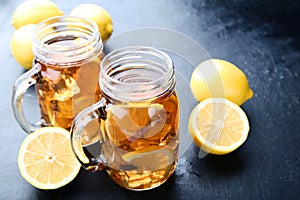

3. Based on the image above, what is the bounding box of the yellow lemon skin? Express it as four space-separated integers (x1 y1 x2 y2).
12 0 64 29
10 24 37 69
70 4 113 42
190 59 253 106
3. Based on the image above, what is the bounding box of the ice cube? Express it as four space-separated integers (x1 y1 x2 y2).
52 75 80 101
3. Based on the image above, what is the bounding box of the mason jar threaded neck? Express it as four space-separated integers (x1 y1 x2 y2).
32 16 103 66
100 46 175 102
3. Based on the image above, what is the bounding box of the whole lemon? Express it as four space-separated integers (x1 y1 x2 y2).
70 4 113 42
190 59 254 106
12 0 64 29
10 24 37 69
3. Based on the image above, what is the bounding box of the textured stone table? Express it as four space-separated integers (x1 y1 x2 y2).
0 0 299 199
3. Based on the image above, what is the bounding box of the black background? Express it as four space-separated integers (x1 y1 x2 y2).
0 0 299 199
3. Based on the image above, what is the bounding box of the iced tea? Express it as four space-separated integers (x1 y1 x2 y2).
35 37 102 130
36 45 100 129
101 90 179 190
70 46 179 191
11 16 103 133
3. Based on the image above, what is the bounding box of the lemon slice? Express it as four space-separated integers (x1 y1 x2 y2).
122 146 175 170
106 103 166 138
18 127 81 190
188 98 250 155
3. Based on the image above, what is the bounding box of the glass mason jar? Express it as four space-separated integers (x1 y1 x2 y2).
71 46 180 190
11 16 104 133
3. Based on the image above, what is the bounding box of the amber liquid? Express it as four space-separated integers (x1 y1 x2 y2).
100 90 180 190
35 36 102 130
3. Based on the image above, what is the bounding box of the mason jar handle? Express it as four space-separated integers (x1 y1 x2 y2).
70 98 107 172
11 64 42 133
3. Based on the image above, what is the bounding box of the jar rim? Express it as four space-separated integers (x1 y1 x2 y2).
32 15 103 65
101 46 173 85
100 46 175 102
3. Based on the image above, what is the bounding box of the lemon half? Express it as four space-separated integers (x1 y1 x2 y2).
18 127 81 190
188 98 250 155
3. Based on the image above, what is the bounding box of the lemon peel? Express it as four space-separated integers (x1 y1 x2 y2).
190 59 253 106
70 4 113 41
10 24 37 69
12 0 64 29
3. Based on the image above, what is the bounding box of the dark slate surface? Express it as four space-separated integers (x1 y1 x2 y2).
0 0 299 199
